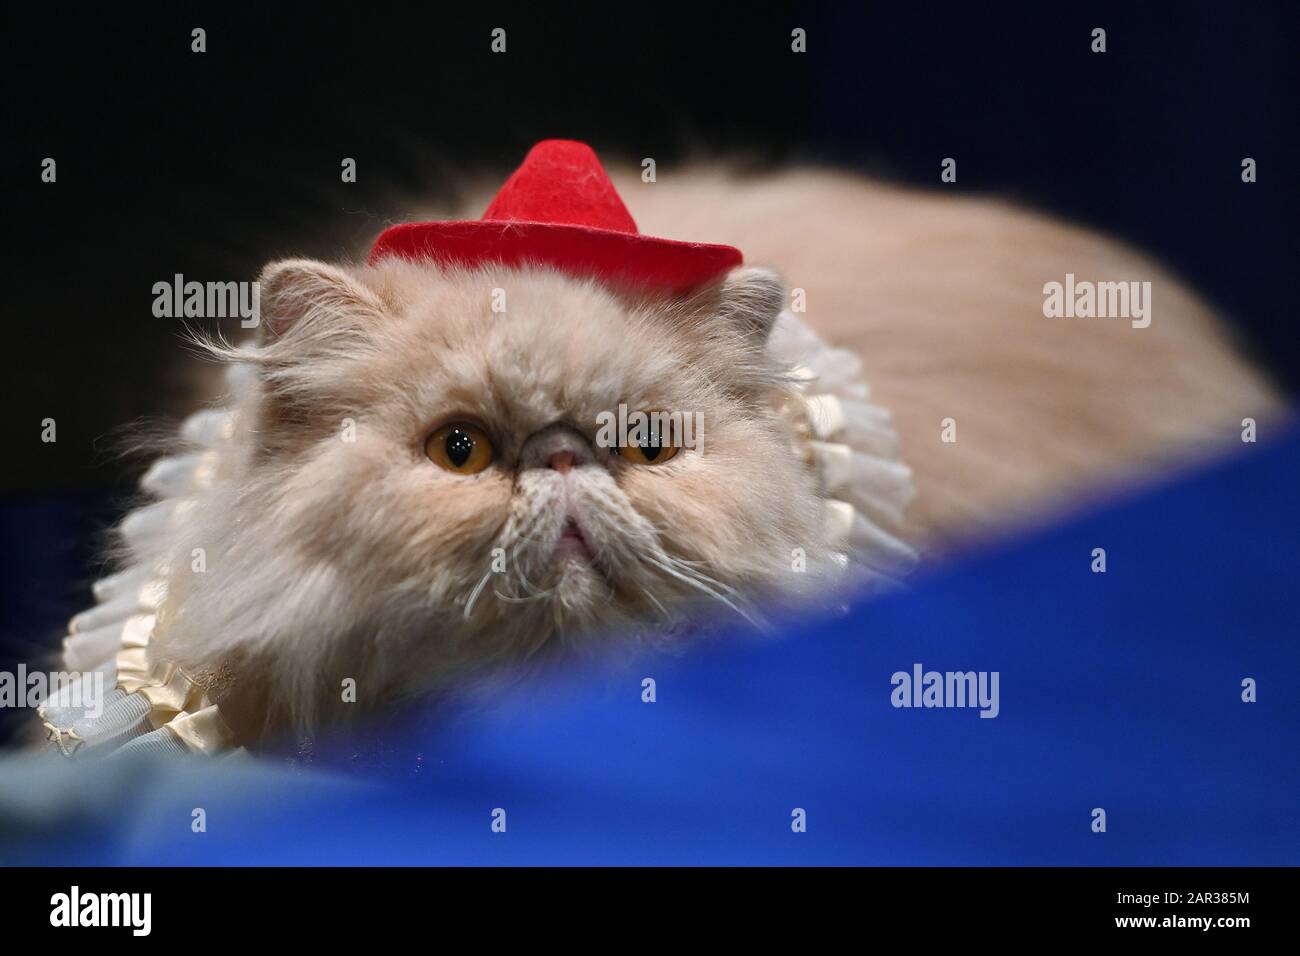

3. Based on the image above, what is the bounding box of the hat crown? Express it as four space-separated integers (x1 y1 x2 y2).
367 139 741 292
481 139 638 234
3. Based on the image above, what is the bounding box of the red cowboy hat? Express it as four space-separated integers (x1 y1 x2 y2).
369 139 742 293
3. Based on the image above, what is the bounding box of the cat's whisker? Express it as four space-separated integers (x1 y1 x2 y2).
641 552 761 627
462 567 494 620
506 545 547 598
640 587 672 622
659 552 748 603
494 586 557 604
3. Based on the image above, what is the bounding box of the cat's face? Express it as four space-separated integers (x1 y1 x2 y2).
160 259 826 725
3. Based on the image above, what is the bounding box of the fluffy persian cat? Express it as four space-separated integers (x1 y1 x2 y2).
158 259 833 738
49 150 1281 750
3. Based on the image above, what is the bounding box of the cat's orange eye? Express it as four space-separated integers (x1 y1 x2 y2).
425 423 494 475
619 442 679 465
615 416 681 466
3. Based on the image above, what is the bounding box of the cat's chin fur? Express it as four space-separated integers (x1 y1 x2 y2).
143 260 831 737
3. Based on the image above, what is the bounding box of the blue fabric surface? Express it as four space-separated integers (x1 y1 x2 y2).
3 426 1297 865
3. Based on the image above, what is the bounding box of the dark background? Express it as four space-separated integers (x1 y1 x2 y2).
2 2 1297 738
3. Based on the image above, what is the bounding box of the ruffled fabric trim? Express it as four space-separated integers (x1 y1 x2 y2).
769 310 918 589
38 369 248 760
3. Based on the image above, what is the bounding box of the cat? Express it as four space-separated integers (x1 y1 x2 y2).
149 259 843 739
42 145 1282 753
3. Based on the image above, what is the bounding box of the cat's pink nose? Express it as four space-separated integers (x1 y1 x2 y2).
548 450 575 473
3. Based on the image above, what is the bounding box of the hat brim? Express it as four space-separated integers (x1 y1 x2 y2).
369 220 743 294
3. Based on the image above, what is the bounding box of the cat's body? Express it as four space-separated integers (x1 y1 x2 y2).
606 165 1280 549
45 151 1282 751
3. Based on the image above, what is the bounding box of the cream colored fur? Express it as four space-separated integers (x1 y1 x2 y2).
127 164 1281 737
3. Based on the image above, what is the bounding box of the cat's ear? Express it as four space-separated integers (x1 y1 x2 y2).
256 259 385 343
709 266 786 343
